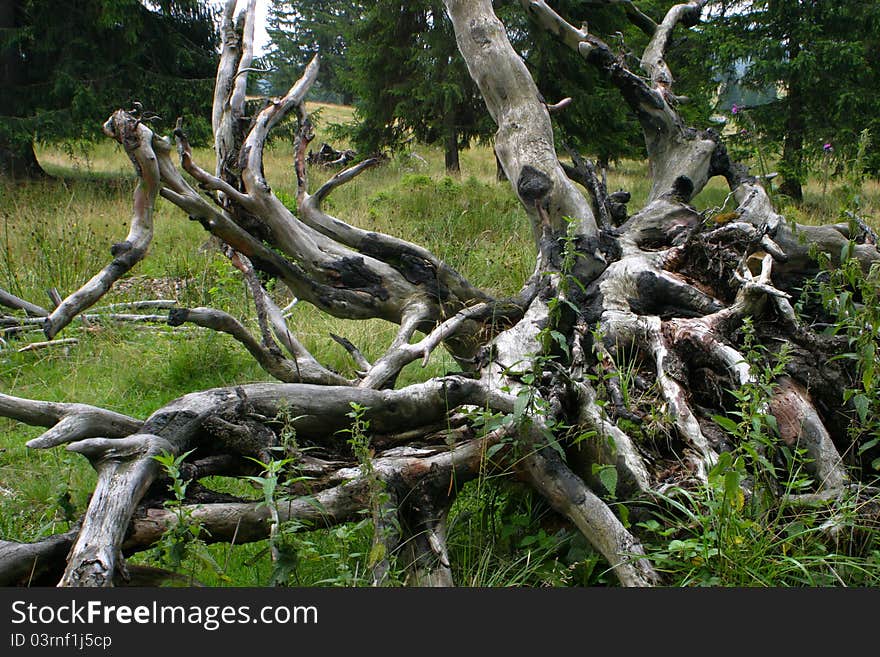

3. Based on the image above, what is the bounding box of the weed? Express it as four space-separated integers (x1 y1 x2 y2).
641 319 877 585
151 449 225 584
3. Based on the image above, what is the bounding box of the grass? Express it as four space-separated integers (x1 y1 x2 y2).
1 103 879 586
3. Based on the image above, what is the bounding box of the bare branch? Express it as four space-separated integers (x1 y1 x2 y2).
519 442 659 587
330 333 373 372
167 306 347 386
444 0 597 240
227 249 351 385
0 530 80 586
359 302 490 390
619 1 658 34
520 0 718 202
562 145 614 230
241 55 321 198
298 186 491 313
230 0 257 121
42 112 159 339
173 119 255 210
640 315 716 472
579 1 660 34
61 434 171 586
213 0 253 181
15 338 78 353
641 2 708 89
312 158 383 205
0 392 142 449
228 249 281 350
0 287 48 317
572 379 652 495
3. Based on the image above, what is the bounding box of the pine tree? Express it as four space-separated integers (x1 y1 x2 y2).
343 1 489 173
261 0 359 104
709 0 880 200
0 0 219 178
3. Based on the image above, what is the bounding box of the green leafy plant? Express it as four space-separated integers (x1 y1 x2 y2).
243 455 298 586
151 449 216 581
447 482 594 587
797 132 880 473
711 317 794 501
339 402 402 585
640 313 878 585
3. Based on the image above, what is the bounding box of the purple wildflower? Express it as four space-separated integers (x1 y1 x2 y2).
731 103 739 115
823 142 833 153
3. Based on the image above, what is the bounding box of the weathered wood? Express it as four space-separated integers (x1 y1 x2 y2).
519 444 659 587
15 338 78 353
0 393 142 449
0 287 48 317
61 434 172 586
42 111 160 340
769 377 848 491
0 531 79 586
444 0 598 244
520 0 717 203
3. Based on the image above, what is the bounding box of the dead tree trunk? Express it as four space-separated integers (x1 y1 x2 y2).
1 0 879 588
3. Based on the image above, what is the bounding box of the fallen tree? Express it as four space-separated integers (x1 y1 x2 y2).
1 0 879 587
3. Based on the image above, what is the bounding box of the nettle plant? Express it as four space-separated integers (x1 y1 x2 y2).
151 449 229 584
798 129 880 475
802 231 880 474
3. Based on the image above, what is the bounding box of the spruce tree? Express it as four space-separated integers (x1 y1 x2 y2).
0 0 218 178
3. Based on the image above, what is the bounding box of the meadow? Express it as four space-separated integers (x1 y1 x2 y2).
1 103 878 586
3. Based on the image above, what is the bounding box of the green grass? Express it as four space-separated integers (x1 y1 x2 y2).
1 105 879 586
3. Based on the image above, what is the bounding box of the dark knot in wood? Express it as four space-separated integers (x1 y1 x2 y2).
667 175 694 202
167 308 190 327
110 241 132 257
516 165 554 204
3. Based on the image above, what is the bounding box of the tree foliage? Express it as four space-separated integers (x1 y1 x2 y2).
262 1 488 171
264 1 717 170
0 0 219 177
261 0 359 104
707 0 880 199
342 1 490 172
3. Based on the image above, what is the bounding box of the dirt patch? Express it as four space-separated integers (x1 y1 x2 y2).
110 276 190 300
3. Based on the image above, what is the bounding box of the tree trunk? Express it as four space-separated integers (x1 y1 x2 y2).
443 118 460 175
777 41 804 202
777 101 804 201
0 138 46 179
